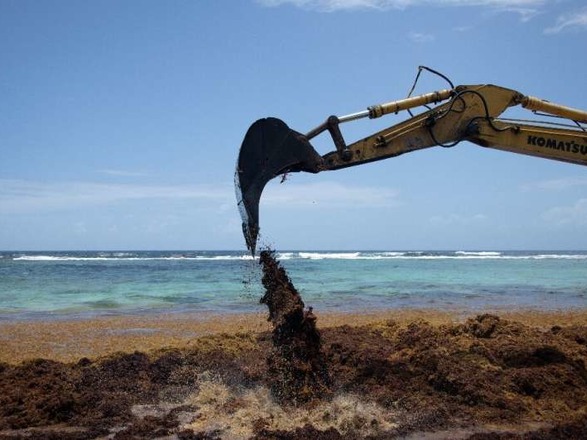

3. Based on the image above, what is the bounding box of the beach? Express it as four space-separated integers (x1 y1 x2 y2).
1 309 587 364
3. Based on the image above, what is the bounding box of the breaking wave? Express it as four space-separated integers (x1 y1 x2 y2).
6 250 587 262
279 251 587 261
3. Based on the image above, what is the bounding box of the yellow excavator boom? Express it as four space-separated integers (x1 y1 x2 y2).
235 83 587 254
322 84 587 170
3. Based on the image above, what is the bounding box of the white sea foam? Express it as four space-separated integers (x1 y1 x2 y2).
526 254 587 260
381 252 406 257
12 255 255 262
276 252 295 260
292 251 587 261
184 374 397 439
10 251 587 262
298 252 362 260
455 251 502 256
13 255 113 261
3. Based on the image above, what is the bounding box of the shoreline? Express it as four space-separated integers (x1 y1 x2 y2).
2 307 587 364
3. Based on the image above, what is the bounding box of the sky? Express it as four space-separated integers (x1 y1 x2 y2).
1 0 587 251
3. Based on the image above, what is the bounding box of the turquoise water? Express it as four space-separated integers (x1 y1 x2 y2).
0 250 586 321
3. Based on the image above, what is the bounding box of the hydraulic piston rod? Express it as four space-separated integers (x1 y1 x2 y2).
520 95 587 124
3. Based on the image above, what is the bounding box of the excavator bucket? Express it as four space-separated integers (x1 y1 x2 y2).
235 117 323 255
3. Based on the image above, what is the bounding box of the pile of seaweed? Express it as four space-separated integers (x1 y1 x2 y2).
1 315 587 439
258 249 331 404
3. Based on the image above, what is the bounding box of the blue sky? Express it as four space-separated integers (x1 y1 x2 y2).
1 0 586 251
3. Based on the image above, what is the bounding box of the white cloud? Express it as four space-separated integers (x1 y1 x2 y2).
258 0 386 11
408 31 435 43
257 0 545 14
0 179 399 216
429 213 487 226
259 1 586 34
96 169 149 177
262 180 400 208
0 179 233 214
521 176 587 192
505 7 540 22
544 7 587 34
453 25 473 32
542 198 587 226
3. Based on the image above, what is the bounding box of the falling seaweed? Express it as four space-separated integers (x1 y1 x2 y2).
258 249 331 404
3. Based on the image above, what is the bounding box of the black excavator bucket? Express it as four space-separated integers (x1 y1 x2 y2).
235 117 323 255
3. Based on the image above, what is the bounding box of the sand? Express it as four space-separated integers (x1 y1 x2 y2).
1 308 587 364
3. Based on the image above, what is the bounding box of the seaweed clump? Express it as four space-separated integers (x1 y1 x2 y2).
259 249 331 404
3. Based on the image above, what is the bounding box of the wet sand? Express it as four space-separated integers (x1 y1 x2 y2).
0 308 587 364
1 308 587 439
1 308 587 364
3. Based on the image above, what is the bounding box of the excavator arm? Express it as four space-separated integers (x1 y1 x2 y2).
235 83 587 255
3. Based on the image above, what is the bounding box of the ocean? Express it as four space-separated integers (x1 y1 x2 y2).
0 250 586 321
